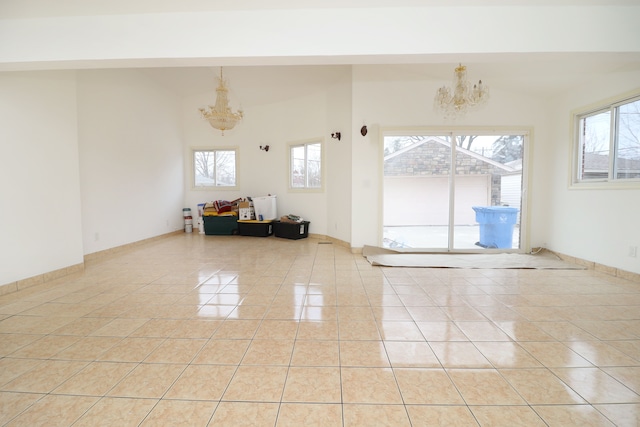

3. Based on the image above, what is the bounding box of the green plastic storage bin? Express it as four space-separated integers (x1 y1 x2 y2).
203 215 238 235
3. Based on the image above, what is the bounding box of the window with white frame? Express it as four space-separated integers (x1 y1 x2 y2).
193 148 238 188
574 95 640 184
289 140 322 190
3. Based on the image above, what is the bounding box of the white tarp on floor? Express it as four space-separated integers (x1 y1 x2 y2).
363 246 585 269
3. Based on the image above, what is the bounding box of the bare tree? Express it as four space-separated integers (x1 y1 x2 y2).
194 150 237 185
582 111 610 156
195 151 213 179
618 99 640 159
456 135 478 150
439 135 478 150
306 144 322 187
491 135 523 163
215 151 236 185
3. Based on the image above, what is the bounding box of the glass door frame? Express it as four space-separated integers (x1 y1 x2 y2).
380 127 531 253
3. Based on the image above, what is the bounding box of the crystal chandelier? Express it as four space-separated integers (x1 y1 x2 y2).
199 67 243 135
434 64 489 119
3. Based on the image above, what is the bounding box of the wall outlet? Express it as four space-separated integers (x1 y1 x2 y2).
94 232 99 242
629 246 637 258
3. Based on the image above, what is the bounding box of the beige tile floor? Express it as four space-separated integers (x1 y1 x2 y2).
1 234 640 426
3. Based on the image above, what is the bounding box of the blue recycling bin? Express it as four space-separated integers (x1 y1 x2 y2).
472 206 519 249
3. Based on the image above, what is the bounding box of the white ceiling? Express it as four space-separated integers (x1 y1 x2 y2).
3 1 639 101
3 0 638 18
135 52 640 104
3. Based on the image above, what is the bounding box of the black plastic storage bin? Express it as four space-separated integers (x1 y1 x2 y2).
273 220 310 240
203 215 238 235
238 220 273 237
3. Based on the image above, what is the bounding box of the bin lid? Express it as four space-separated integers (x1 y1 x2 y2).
472 206 519 213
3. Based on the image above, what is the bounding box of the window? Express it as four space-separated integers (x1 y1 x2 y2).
382 130 527 251
574 95 640 184
193 148 238 189
289 140 322 190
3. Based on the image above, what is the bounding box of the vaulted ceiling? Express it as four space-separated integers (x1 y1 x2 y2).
2 1 639 101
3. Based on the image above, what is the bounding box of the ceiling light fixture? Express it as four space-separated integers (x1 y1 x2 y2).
434 64 489 119
199 67 243 135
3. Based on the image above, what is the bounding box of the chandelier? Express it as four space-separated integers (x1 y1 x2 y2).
434 64 489 119
199 67 243 135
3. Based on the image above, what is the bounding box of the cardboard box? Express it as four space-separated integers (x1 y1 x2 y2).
238 201 255 220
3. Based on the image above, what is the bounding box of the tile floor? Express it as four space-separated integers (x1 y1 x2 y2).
1 234 640 426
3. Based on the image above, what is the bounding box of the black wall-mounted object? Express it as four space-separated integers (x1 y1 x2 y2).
360 125 368 136
331 132 341 141
259 145 270 152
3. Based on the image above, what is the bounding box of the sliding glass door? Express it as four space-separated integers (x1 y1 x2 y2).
382 131 526 251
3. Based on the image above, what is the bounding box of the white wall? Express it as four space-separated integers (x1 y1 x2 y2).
0 71 84 285
325 68 353 244
350 65 549 249
182 72 341 237
77 69 184 254
544 69 640 274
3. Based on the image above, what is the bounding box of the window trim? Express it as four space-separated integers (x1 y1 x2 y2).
191 146 240 191
287 138 324 193
570 90 640 189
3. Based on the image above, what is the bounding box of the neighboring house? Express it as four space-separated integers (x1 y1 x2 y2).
384 137 519 226
582 153 640 179
501 159 523 209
